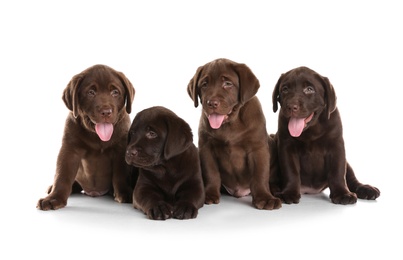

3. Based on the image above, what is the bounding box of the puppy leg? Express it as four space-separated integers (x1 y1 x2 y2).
268 135 282 196
250 147 282 210
173 180 205 220
112 151 132 203
199 148 221 204
346 163 380 200
133 174 172 220
328 158 357 205
276 147 302 204
37 149 81 210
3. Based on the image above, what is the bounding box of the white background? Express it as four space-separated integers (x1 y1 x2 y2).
1 1 401 259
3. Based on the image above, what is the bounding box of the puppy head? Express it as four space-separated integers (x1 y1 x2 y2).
272 66 337 137
125 106 193 168
187 58 260 129
62 64 135 141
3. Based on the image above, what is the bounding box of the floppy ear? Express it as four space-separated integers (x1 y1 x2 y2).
163 116 193 159
233 63 260 104
116 71 135 114
272 73 284 113
187 66 204 108
62 73 84 118
318 75 337 119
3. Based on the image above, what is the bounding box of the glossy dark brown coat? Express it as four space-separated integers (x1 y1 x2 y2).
125 106 204 220
272 66 380 204
37 64 135 210
188 58 281 210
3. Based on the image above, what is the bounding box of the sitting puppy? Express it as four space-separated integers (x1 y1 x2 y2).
125 106 204 220
37 64 135 210
272 66 380 204
187 58 281 210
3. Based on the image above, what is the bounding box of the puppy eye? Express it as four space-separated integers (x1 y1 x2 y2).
88 89 96 97
146 131 157 139
223 81 233 89
111 89 120 97
304 86 315 94
200 82 208 89
281 86 289 93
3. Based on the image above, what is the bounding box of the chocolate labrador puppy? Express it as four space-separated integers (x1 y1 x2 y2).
187 58 281 210
37 64 135 210
272 66 380 204
125 106 204 220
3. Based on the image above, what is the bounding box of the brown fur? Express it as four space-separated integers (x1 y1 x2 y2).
187 58 281 210
37 64 135 210
272 66 380 204
125 106 204 220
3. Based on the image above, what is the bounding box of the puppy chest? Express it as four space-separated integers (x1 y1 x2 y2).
299 149 326 174
213 146 247 173
76 156 114 187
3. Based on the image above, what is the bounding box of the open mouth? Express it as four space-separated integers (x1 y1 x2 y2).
88 117 115 142
95 123 114 141
207 109 233 129
288 112 314 137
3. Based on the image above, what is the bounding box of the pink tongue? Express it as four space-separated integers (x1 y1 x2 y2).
95 123 114 141
288 117 305 137
208 114 226 129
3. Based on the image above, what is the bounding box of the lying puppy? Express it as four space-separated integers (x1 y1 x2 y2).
272 66 380 204
37 64 135 210
187 58 281 210
125 106 204 220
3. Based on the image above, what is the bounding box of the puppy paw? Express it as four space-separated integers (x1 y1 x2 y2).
275 192 301 204
253 196 282 210
37 197 67 210
330 192 357 205
114 189 133 203
173 203 198 220
355 185 380 200
147 202 173 220
205 192 220 204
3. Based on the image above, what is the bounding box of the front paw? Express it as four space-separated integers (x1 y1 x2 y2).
114 188 133 203
147 202 173 220
330 192 357 205
355 185 380 200
173 202 198 220
253 195 282 210
37 196 67 210
205 188 220 204
275 192 301 204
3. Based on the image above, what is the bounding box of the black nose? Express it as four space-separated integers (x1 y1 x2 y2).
207 99 220 109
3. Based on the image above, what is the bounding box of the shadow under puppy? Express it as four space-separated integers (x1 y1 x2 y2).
272 66 380 204
125 106 204 220
187 58 281 210
37 64 135 210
